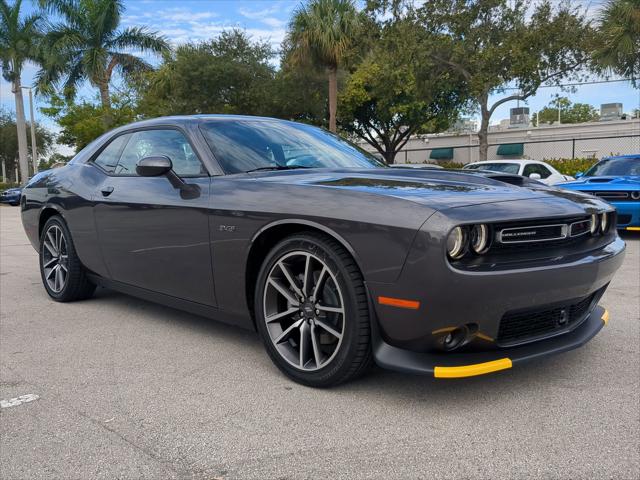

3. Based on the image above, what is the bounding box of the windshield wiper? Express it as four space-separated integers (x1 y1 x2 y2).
245 165 313 173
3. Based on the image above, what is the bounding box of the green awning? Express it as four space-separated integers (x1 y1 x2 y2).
496 143 524 156
429 147 454 160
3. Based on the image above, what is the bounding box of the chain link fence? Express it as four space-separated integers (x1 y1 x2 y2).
396 134 640 165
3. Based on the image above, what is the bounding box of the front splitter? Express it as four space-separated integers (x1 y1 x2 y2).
373 305 608 378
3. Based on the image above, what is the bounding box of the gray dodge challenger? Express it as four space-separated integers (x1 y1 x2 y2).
20 116 625 386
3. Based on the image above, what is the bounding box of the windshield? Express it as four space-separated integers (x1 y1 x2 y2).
464 163 520 174
584 157 640 177
199 119 385 174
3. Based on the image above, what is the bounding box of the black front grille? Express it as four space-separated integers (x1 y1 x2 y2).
490 216 591 254
617 214 632 225
579 190 640 202
497 292 597 346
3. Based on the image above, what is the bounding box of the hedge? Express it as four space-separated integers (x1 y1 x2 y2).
542 158 598 176
0 182 20 191
436 161 466 170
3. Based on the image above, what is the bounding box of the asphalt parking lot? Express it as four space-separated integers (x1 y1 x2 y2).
1 205 638 480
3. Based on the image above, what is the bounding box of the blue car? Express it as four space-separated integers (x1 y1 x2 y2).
559 155 640 231
0 187 22 206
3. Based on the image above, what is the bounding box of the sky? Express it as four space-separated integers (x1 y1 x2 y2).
1 0 639 156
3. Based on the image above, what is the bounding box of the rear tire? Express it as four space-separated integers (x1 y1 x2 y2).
255 232 372 387
39 215 96 302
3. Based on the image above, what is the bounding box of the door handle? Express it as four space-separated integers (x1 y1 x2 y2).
101 186 114 197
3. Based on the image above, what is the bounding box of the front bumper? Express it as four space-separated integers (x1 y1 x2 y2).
374 306 609 377
368 233 625 352
608 201 640 228
367 198 625 377
0 194 21 204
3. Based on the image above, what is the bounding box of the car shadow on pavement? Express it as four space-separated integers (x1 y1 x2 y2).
89 286 596 406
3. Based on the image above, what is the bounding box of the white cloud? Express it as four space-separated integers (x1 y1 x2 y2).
238 5 285 20
261 17 287 28
122 8 219 28
237 1 292 30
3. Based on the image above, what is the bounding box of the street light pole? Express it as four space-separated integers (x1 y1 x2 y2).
21 87 38 174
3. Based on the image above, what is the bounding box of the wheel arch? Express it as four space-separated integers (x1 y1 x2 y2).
245 219 365 328
38 205 65 241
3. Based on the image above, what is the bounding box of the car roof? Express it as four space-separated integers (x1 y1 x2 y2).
113 114 296 129
467 160 545 165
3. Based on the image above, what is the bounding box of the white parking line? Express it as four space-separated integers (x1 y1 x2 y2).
0 394 39 408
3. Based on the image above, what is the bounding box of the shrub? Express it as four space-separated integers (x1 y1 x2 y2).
0 182 20 191
543 158 598 176
437 161 466 170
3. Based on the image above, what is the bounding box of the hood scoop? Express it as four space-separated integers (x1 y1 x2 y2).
586 178 614 183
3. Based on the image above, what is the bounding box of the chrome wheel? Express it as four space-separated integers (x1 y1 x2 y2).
42 225 68 293
263 251 345 371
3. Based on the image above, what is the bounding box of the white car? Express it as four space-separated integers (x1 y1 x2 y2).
462 160 574 185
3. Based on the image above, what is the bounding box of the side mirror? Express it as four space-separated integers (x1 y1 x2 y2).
136 156 173 177
575 172 584 178
136 155 201 200
529 173 542 180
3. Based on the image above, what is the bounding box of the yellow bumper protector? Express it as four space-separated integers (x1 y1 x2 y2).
601 309 609 325
434 358 512 378
626 227 640 231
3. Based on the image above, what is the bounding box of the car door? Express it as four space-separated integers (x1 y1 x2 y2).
92 127 215 306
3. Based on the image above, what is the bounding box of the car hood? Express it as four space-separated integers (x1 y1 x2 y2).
560 175 640 190
250 168 600 210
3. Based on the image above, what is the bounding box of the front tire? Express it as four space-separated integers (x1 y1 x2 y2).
255 232 372 387
39 215 96 302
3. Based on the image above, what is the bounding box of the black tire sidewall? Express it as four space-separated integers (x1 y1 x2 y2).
255 234 369 387
39 215 88 301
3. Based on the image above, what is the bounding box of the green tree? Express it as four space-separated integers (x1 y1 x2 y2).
136 30 277 118
288 0 360 132
38 0 169 125
0 108 54 181
41 93 137 150
273 40 331 126
593 0 640 85
0 0 44 184
534 98 599 125
416 0 595 161
339 18 465 163
39 151 72 170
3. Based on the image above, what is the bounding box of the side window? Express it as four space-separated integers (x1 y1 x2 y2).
93 134 131 173
538 165 552 179
523 163 551 179
115 129 206 177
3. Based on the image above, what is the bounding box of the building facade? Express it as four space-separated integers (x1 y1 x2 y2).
362 118 640 165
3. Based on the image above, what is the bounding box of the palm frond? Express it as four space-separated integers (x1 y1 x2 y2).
109 52 152 78
106 26 170 54
288 0 359 68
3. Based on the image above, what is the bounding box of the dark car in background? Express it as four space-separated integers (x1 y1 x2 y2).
0 187 22 206
19 116 625 386
560 155 640 230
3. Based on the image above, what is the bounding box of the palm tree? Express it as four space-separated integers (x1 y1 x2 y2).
0 0 43 185
39 0 169 125
288 0 359 132
594 0 640 85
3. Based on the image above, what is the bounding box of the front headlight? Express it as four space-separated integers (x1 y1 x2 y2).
600 212 609 233
590 213 599 235
470 224 490 254
446 226 467 259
